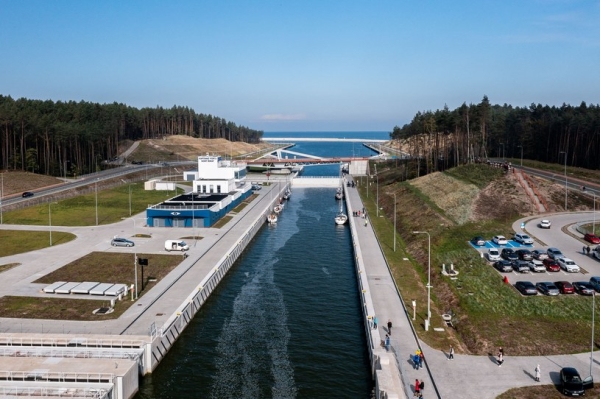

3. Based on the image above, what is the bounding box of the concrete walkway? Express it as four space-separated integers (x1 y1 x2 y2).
0 181 284 336
345 177 600 398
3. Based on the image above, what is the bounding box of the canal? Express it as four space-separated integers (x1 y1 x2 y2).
136 186 373 398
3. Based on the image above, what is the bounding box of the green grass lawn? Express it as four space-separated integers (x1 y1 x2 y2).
0 230 76 257
2 182 183 226
0 251 182 321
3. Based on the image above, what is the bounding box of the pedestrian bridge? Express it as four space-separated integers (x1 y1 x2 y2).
262 137 386 143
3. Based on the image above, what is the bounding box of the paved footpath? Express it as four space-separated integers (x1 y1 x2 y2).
345 179 600 398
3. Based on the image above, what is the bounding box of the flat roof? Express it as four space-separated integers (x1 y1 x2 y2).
169 193 229 203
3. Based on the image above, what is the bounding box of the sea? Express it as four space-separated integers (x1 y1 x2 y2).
135 132 387 399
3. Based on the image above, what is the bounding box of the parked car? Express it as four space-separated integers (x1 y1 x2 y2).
557 257 580 273
543 258 561 272
514 233 534 245
251 184 262 191
547 247 565 260
555 281 575 294
527 260 546 273
493 260 514 273
501 248 518 261
539 219 552 229
559 367 593 396
584 233 600 244
488 248 501 261
21 191 34 198
111 237 135 247
532 249 548 260
470 236 486 246
511 260 530 273
492 235 508 245
573 281 596 296
536 282 560 296
593 246 600 260
516 249 533 261
515 281 538 295
589 276 600 292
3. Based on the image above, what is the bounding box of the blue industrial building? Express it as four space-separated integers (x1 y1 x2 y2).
146 156 252 227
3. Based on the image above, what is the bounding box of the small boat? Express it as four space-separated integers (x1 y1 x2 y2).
273 204 283 214
335 202 348 225
335 187 344 200
282 189 291 200
267 213 278 224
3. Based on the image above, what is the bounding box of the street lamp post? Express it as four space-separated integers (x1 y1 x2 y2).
393 193 397 252
48 202 58 246
412 230 431 331
49 202 53 246
0 172 3 225
129 184 132 217
95 179 99 225
375 164 379 217
591 291 595 378
560 151 568 211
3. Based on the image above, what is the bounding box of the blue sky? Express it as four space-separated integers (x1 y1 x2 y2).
1 0 599 132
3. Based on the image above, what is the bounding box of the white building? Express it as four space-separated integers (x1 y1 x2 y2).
183 156 248 194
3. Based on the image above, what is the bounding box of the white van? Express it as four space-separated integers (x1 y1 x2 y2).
165 240 189 252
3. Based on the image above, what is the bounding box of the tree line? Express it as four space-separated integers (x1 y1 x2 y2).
0 95 263 176
391 96 600 175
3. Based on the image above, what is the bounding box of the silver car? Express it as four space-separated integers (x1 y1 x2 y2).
528 260 546 273
536 282 560 296
514 233 534 245
111 237 135 247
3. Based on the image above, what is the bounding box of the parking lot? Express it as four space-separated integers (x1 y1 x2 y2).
471 214 600 295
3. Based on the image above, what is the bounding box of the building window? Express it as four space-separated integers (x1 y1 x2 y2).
210 185 214 193
217 185 221 193
202 185 207 193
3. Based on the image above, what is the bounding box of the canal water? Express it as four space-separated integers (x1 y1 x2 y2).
135 132 386 398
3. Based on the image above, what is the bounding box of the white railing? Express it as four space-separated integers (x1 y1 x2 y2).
0 370 114 383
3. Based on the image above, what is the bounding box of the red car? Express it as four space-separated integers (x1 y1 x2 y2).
543 258 561 272
584 233 600 244
555 281 575 294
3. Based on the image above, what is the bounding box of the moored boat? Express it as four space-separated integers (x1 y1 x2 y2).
267 213 278 224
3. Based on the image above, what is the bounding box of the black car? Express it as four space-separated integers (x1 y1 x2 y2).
501 248 518 261
515 281 538 295
470 236 486 246
493 260 513 273
22 191 34 198
515 249 533 261
560 367 593 396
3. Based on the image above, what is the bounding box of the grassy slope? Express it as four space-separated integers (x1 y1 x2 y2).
367 163 598 357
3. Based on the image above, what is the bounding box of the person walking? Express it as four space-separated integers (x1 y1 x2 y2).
587 246 591 255
412 353 420 369
414 379 421 397
419 350 424 369
497 351 504 367
387 319 393 335
535 364 541 382
384 334 390 352
373 316 378 329
448 345 454 360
